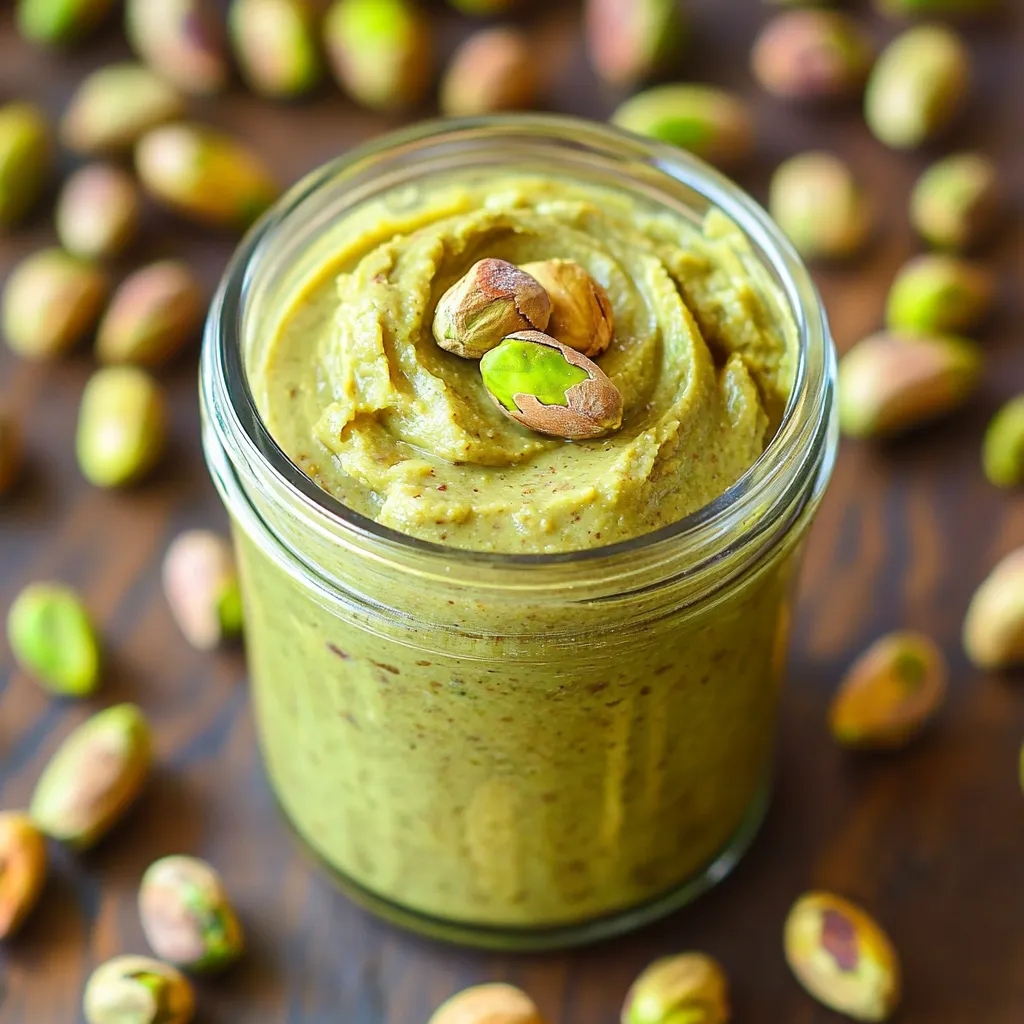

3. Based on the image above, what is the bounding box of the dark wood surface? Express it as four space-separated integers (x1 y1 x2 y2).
1 2 1023 1021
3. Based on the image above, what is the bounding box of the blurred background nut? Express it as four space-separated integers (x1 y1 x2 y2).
885 253 994 335
83 955 195 1024
621 952 730 1024
910 152 1001 251
440 27 538 118
585 0 685 88
0 413 20 496
17 0 116 46
446 0 518 13
56 164 142 260
874 0 1002 17
0 101 51 230
229 0 324 100
0 813 47 939
963 548 1024 670
428 983 546 1024
982 396 1024 489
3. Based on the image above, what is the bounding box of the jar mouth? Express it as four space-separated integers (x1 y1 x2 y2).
204 114 836 579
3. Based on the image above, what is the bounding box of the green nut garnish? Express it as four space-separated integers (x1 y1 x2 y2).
910 152 1001 251
229 0 324 99
7 582 101 697
0 101 51 230
17 0 116 45
0 413 21 497
480 331 623 440
83 955 195 1024
139 855 244 972
982 396 1024 489
428 983 546 1024
963 548 1024 670
31 703 152 849
621 952 730 1024
0 812 48 939
585 0 686 88
56 163 142 260
885 253 994 335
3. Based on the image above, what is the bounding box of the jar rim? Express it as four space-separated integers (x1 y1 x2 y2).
202 114 837 589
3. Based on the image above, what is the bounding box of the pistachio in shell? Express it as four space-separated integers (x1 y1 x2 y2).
0 413 21 497
0 812 48 939
910 152 1001 251
585 0 685 88
83 955 195 1024
428 983 546 1024
885 253 994 335
982 396 1024 489
440 27 538 118
0 101 51 230
621 952 730 1024
518 260 614 358
229 0 324 100
17 0 116 45
30 703 152 849
56 164 142 261
963 548 1024 670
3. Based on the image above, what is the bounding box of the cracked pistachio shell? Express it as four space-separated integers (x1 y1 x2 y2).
440 28 538 118
785 892 900 1022
0 413 21 496
56 164 142 260
519 260 613 358
621 953 730 1024
585 0 685 88
838 331 981 439
0 812 47 939
30 703 152 849
830 632 947 748
83 955 194 1024
2 248 109 359
428 983 546 1024
7 582 100 697
963 548 1024 669
0 102 51 230
885 253 994 335
17 0 116 45
910 152 1001 251
229 0 324 99
982 396 1024 489
139 855 244 972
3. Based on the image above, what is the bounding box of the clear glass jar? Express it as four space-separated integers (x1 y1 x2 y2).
201 116 837 950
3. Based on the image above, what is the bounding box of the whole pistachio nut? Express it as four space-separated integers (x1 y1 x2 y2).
752 11 874 102
611 85 753 169
61 64 186 156
0 812 48 939
17 0 116 44
0 102 51 230
324 0 434 112
621 952 730 1024
910 152 1001 251
963 548 1024 669
829 632 947 749
446 0 517 12
865 25 970 149
76 366 167 488
481 330 623 440
7 582 101 697
83 955 195 1024
838 331 981 439
885 253 994 335
428 983 546 1024
585 0 685 88
162 530 244 650
125 0 229 96
30 703 152 849
785 892 900 1022
875 0 1001 17
433 258 551 359
2 248 109 360
982 396 1024 489
56 164 142 261
139 855 244 971
440 28 538 118
518 260 614 358
769 152 872 261
0 413 21 496
96 261 205 368
229 0 324 99
136 124 280 230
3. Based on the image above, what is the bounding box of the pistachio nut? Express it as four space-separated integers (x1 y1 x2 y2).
324 0 434 111
752 11 874 102
433 258 551 359
446 0 517 12
875 0 1001 17
0 413 21 496
982 396 1024 489
7 582 101 697
769 152 872 261
428 983 546 1024
76 366 167 488
480 331 623 440
0 102 51 230
2 248 109 360
621 952 730 1024
56 164 142 261
885 253 994 335
61 63 186 155
162 531 244 650
865 25 970 149
96 261 205 368
963 548 1024 669
125 0 229 96
785 892 900 1022
0 812 48 939
17 0 116 44
829 632 947 749
585 0 685 88
229 0 324 99
83 955 195 1024
910 152 1001 251
611 85 753 169
139 855 244 972
838 331 981 439
518 260 614 358
136 124 280 230
30 703 152 849
440 28 538 118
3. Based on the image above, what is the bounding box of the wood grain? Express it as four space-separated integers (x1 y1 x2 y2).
1 1 1023 1021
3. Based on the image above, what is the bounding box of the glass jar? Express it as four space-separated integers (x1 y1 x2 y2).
201 116 837 950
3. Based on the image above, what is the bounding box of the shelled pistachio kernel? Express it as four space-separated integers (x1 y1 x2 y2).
229 0 323 99
56 164 141 260
83 955 195 1024
910 152 1001 250
982 396 1024 489
585 0 685 88
428 983 546 1024
440 27 538 117
621 952 730 1024
963 548 1024 670
885 253 994 335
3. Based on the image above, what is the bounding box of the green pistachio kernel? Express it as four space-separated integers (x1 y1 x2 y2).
983 396 1024 489
885 254 994 335
910 152 1001 251
482 336 590 413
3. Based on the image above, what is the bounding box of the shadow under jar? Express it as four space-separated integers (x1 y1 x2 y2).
201 116 837 950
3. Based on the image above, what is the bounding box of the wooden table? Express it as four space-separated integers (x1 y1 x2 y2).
1 2 1022 1021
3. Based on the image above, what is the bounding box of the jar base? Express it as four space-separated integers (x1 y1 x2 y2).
275 775 772 952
